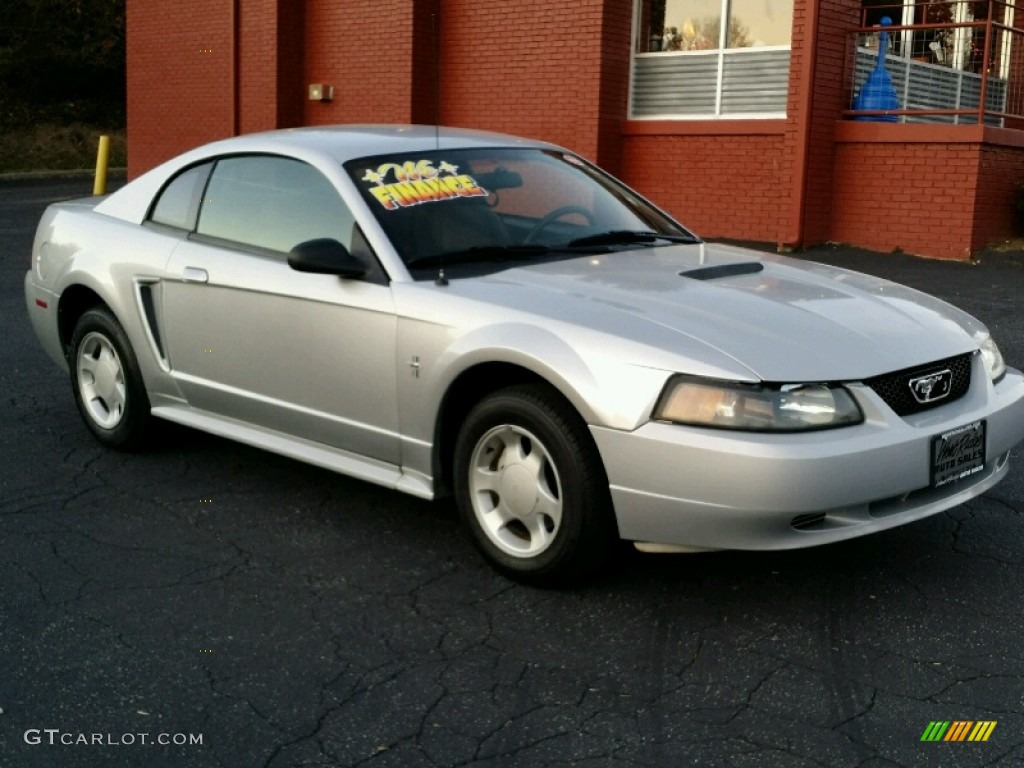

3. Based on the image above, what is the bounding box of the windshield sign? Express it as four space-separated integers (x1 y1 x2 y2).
361 159 489 211
345 148 691 277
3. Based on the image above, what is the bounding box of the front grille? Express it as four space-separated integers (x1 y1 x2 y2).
865 353 972 416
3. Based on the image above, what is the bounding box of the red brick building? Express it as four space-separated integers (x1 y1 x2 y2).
126 0 1024 260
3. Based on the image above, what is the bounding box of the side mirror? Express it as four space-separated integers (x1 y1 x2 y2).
288 238 368 278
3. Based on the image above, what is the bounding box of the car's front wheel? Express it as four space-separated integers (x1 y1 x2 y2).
453 384 617 586
69 307 152 450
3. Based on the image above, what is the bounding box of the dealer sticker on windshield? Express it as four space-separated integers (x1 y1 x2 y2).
360 159 488 211
931 420 986 488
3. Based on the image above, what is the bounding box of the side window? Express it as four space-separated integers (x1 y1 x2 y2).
149 162 213 230
196 156 355 254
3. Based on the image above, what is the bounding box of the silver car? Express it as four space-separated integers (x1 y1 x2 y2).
24 125 1024 585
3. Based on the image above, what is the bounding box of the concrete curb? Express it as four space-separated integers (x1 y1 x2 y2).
0 168 127 183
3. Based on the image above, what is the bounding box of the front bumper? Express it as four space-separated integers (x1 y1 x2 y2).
24 272 66 371
592 359 1024 551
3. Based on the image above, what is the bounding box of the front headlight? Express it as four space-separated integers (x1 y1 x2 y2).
975 332 1006 382
654 377 864 432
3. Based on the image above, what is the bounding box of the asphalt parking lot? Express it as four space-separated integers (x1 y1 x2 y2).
2 176 1023 768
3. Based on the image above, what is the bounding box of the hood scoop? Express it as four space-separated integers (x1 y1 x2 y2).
679 262 764 281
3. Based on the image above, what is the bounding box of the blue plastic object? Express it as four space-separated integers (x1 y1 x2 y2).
853 17 900 121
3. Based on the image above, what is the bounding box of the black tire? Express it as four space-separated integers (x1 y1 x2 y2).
68 307 152 450
453 383 617 586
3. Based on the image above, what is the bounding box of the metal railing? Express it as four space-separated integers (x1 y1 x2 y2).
845 0 1024 126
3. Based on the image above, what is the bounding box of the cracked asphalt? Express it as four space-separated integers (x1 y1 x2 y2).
2 177 1023 767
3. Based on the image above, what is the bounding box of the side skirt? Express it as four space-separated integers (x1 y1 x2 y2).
151 404 435 500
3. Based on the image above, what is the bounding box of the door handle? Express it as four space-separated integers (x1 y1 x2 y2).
182 267 209 283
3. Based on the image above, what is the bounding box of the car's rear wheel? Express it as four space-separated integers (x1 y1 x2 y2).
453 384 617 586
69 307 151 450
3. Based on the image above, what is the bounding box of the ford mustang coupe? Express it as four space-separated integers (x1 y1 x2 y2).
24 125 1024 585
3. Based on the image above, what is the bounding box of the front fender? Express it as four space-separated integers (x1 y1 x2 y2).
436 322 672 429
396 317 674 452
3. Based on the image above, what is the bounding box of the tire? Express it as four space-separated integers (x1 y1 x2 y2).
453 384 617 586
68 307 152 450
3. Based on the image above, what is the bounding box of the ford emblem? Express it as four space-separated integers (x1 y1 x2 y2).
909 369 953 404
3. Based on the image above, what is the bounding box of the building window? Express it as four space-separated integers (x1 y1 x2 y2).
631 0 794 118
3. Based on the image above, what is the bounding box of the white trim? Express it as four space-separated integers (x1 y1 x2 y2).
1000 1 1016 80
899 0 915 59
952 0 971 69
634 44 792 58
714 1 729 115
627 0 642 127
627 112 787 121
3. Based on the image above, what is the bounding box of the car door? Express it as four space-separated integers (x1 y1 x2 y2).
159 155 400 465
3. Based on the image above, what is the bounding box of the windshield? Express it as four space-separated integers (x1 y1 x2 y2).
344 148 696 277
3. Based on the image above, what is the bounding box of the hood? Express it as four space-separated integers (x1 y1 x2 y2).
443 243 983 382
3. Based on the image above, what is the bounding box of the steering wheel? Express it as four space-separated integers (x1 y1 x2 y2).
523 205 596 244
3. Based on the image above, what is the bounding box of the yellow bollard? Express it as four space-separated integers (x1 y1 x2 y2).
93 135 111 195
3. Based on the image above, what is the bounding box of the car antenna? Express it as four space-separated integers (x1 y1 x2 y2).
431 8 448 288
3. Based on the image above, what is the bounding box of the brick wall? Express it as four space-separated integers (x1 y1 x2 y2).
620 0 815 247
127 0 304 177
298 0 630 162
832 123 1024 259
276 0 306 128
831 124 981 260
234 0 306 135
620 125 789 242
797 0 861 245
302 0 419 126
437 0 614 163
238 0 279 135
127 0 630 175
595 0 634 174
126 0 235 176
973 139 1024 249
126 0 1024 259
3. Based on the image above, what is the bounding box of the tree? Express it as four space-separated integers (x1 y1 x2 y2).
682 15 752 49
0 0 125 123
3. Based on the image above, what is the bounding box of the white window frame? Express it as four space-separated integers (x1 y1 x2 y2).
628 0 792 120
